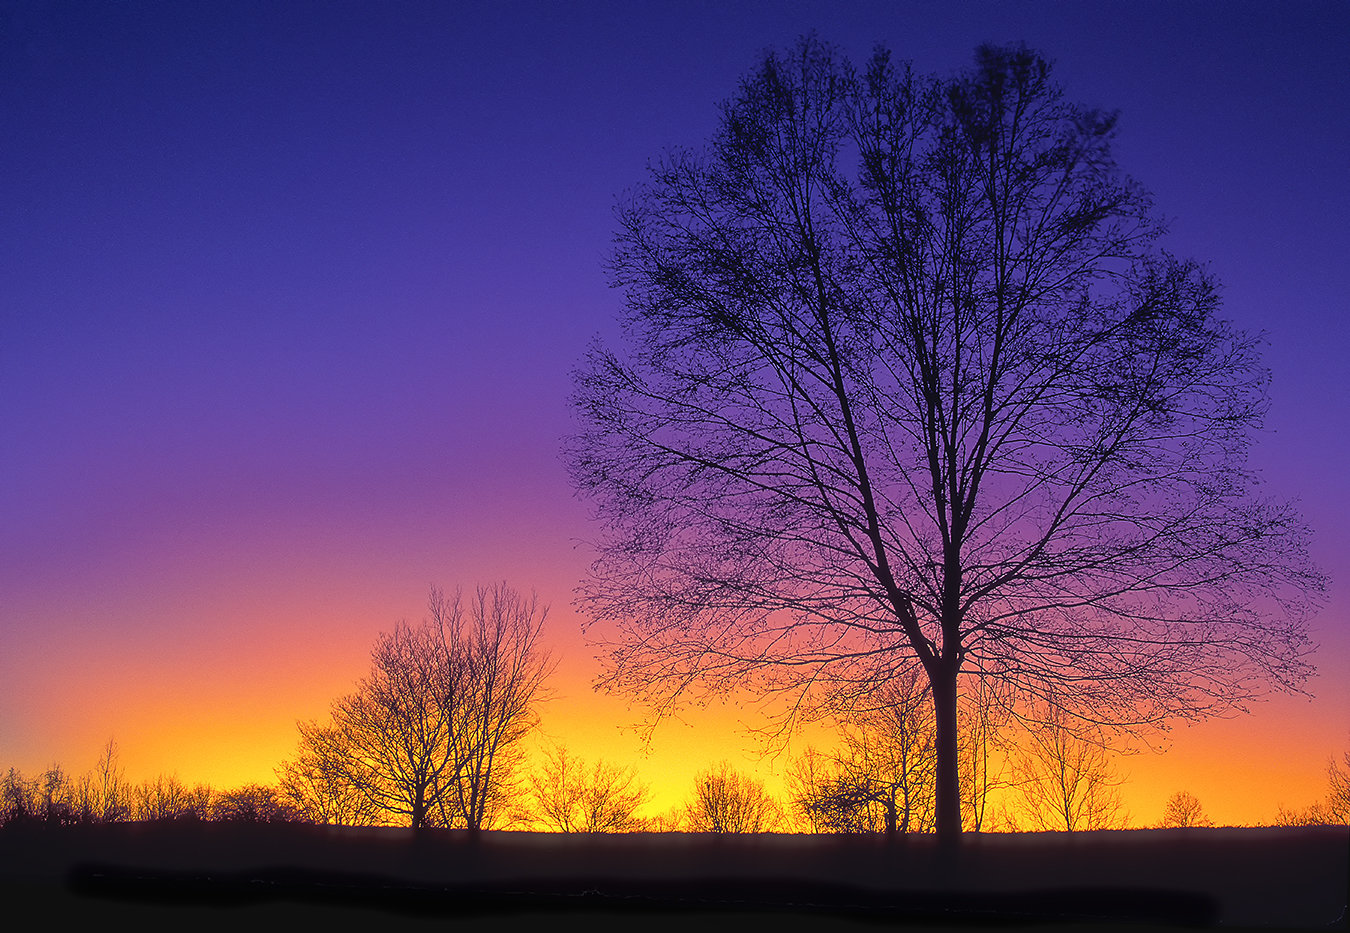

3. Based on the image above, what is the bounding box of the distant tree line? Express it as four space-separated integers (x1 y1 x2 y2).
8 735 1348 833
0 739 298 827
6 574 1343 833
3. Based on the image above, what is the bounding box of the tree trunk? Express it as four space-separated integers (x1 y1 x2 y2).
932 665 961 841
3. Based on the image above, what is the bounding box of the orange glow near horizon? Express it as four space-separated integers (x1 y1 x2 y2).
7 596 1345 831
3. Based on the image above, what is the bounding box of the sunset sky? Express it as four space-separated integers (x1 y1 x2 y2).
3 0 1347 828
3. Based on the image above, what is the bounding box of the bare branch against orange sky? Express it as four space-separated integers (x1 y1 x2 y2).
2 1 1347 829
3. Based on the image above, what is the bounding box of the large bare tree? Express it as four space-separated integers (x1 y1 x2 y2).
567 37 1322 839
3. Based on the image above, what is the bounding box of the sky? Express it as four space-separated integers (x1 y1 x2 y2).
2 0 1348 828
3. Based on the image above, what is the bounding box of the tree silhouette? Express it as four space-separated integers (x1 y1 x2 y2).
1011 702 1127 831
1159 790 1211 828
213 783 299 823
277 723 382 826
131 774 214 821
436 585 555 831
38 766 77 826
959 678 1011 832
320 618 461 829
2 768 38 826
1327 750 1350 824
683 761 782 832
287 583 552 830
789 672 937 834
91 738 129 823
528 744 650 832
567 36 1322 839
2 743 130 827
1275 748 1350 826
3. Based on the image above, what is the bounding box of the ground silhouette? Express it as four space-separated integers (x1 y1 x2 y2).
2 822 1344 930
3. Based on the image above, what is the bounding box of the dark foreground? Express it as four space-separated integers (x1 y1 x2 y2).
1 823 1345 931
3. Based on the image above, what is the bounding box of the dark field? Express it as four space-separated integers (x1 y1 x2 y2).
1 823 1345 931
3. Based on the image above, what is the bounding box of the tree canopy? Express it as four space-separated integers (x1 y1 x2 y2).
567 37 1323 838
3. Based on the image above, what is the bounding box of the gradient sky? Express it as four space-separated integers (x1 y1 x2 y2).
3 0 1347 828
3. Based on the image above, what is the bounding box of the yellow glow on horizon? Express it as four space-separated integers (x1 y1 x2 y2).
7 606 1342 832
33 693 1332 833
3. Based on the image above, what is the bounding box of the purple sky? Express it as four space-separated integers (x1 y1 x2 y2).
2 1 1347 823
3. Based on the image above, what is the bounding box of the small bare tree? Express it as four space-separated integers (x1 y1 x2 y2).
1 768 38 826
959 680 1011 832
130 776 170 821
321 618 462 828
1275 748 1350 826
529 744 650 832
1012 704 1127 831
213 784 299 823
36 765 78 826
790 672 937 834
286 583 552 830
1158 790 1211 828
132 775 214 821
92 738 129 823
1327 750 1350 823
786 748 838 833
684 761 782 833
